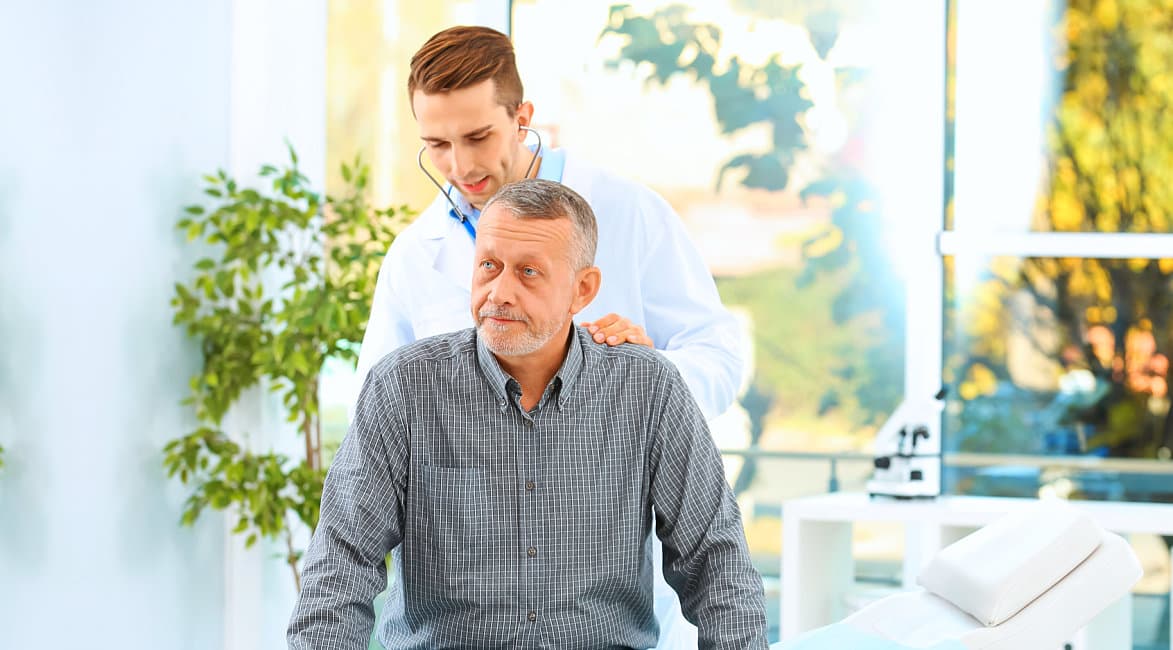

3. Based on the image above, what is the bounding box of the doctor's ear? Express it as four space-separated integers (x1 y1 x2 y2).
515 101 535 133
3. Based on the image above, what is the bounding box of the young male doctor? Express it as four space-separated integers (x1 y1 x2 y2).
355 25 747 648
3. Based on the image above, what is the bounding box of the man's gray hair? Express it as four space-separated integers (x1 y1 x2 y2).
482 178 598 270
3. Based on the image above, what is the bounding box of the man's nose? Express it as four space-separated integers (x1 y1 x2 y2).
451 144 473 178
487 271 518 305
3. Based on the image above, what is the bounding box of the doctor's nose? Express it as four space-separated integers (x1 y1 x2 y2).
450 145 474 178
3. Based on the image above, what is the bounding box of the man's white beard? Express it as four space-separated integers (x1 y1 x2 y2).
477 307 566 357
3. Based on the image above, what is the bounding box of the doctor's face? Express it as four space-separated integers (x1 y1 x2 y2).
472 205 595 360
413 80 535 210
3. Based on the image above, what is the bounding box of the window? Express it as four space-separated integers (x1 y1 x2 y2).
512 0 944 634
321 0 499 462
944 0 1173 489
944 3 1173 644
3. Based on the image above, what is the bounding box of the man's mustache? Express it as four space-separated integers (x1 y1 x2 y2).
478 306 528 323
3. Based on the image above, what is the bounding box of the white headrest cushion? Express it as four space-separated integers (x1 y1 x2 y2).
917 499 1102 626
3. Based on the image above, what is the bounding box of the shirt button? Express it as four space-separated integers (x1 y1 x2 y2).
527 610 537 622
526 546 537 558
525 480 535 491
524 419 534 428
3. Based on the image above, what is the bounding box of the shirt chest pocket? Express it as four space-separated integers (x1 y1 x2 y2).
417 465 490 557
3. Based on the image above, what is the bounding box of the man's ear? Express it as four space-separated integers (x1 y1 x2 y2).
516 101 535 134
570 266 601 315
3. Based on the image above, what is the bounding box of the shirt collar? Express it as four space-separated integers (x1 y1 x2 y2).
474 325 585 411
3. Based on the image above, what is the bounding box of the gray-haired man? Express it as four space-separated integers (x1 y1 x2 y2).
289 179 768 649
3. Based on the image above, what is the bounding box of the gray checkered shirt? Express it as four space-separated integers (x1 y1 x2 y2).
288 327 767 649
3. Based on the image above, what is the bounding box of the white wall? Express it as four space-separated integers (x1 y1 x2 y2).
0 2 323 648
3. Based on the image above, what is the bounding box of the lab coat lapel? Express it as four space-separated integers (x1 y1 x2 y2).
416 195 474 297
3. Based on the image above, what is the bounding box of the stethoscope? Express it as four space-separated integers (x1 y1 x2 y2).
417 125 543 240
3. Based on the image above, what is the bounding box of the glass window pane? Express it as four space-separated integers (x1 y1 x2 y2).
951 0 1173 233
321 0 482 455
511 0 939 465
943 254 1173 485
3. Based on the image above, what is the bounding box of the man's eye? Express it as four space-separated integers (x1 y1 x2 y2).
469 134 488 142
480 261 496 271
522 267 538 277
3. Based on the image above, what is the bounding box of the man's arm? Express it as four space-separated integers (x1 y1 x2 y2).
647 364 768 650
637 191 745 420
288 368 409 650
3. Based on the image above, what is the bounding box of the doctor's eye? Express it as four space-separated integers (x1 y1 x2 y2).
522 266 539 277
480 260 498 271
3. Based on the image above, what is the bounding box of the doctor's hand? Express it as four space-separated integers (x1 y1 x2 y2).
580 313 654 349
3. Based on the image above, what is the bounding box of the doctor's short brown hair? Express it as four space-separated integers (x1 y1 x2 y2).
408 26 524 117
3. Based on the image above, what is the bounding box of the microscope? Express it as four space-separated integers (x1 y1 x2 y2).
867 389 946 499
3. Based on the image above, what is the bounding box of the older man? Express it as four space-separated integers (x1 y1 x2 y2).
289 179 767 650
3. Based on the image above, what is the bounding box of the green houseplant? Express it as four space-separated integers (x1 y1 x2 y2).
163 146 406 590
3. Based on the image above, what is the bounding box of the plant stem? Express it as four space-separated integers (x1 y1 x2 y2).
285 527 302 593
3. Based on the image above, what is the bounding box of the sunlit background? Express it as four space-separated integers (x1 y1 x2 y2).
321 0 1173 645
1 1 1170 648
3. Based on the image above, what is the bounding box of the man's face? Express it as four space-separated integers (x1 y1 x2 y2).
472 205 596 359
413 80 534 209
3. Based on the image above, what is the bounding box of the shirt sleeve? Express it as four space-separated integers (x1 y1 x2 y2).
638 191 746 420
647 363 769 650
287 367 409 650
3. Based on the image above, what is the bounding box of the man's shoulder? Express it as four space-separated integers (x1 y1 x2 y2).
578 328 675 381
369 328 476 380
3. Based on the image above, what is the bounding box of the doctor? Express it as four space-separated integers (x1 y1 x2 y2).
356 25 746 648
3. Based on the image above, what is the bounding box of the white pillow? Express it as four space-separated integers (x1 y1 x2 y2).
916 499 1102 626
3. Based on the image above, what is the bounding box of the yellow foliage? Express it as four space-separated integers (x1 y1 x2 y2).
1051 191 1086 230
970 363 999 396
1068 264 1092 296
805 226 844 259
1066 8 1085 43
1095 0 1120 30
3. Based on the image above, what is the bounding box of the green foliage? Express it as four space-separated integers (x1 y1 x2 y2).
0 443 5 470
602 3 903 429
601 3 812 192
163 146 407 589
